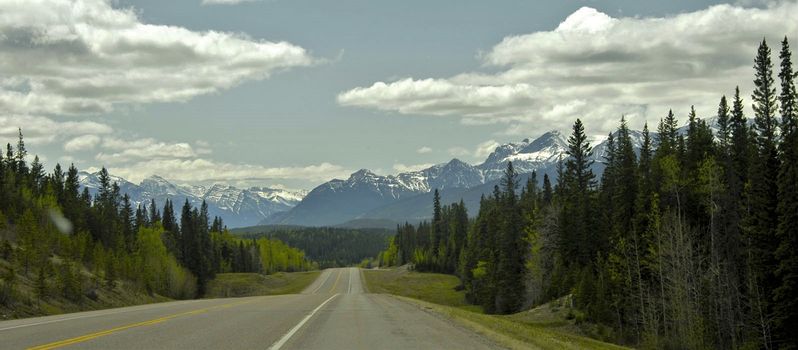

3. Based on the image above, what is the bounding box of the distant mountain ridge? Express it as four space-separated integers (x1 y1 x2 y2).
266 128 650 227
89 119 735 229
78 171 307 228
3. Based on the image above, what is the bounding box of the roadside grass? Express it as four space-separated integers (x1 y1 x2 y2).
0 258 169 320
204 271 320 298
362 266 480 312
362 266 630 350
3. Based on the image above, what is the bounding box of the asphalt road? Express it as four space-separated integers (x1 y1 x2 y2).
0 268 497 349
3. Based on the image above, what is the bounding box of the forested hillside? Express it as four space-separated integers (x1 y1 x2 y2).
0 143 315 317
379 38 798 349
233 226 392 268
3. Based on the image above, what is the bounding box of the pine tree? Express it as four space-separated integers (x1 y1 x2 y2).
15 128 27 177
120 194 134 252
495 162 526 314
747 38 781 348
560 119 597 267
657 110 679 156
731 87 750 189
430 189 442 265
149 198 161 224
542 173 553 206
774 36 798 348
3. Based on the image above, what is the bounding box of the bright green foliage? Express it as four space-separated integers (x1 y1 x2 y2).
0 133 315 306
235 226 391 268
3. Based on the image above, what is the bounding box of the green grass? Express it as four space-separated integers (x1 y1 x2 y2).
0 259 170 320
362 266 480 312
362 267 629 350
204 271 321 298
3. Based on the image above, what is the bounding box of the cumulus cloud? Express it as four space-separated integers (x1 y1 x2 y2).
416 146 433 154
0 114 113 145
0 0 315 116
474 140 500 158
64 134 102 152
95 137 199 164
338 2 798 136
393 162 435 173
106 159 349 184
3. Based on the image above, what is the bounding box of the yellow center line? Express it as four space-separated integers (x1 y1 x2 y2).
328 269 343 293
27 299 255 350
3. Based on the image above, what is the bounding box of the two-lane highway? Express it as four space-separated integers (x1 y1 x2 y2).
0 268 497 349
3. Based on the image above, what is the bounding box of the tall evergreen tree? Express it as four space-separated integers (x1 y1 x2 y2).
560 119 597 267
15 128 27 176
747 38 781 348
495 162 526 314
149 198 161 224
542 173 553 206
120 194 134 252
774 36 798 348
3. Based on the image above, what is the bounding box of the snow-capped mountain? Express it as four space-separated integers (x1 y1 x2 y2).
478 131 569 181
78 172 307 228
269 129 648 227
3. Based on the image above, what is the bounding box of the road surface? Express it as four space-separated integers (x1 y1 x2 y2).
0 268 497 349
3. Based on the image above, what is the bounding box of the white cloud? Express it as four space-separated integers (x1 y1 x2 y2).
416 146 433 154
0 0 315 116
95 137 199 164
474 140 500 158
64 134 101 152
393 162 435 173
202 0 260 4
107 159 349 184
338 2 798 136
0 114 113 145
448 147 471 157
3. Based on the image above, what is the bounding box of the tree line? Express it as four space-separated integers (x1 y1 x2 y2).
379 37 798 349
236 226 393 268
0 141 314 308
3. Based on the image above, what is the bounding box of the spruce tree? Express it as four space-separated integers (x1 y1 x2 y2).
120 194 134 252
149 198 161 224
542 174 553 206
561 119 597 267
774 36 798 348
15 128 27 176
430 189 442 265
747 38 781 348
495 162 526 314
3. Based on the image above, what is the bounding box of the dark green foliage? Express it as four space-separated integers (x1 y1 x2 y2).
0 133 315 302
775 36 798 349
560 119 598 268
234 226 392 268
382 162 530 315
746 39 782 348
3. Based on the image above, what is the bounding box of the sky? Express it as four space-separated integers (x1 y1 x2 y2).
1 0 797 189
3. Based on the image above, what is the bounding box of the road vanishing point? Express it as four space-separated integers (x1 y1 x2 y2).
0 268 497 349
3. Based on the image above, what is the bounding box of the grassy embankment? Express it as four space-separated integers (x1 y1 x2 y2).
1 255 319 320
362 266 629 350
204 271 321 298
0 258 169 320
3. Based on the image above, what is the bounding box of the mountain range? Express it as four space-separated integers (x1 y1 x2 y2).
78 172 307 228
265 128 653 228
90 120 727 229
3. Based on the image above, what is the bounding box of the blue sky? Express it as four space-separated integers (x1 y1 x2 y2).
1 0 796 189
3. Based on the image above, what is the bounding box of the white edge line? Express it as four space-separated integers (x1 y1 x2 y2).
0 299 204 332
310 270 334 294
268 293 339 350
